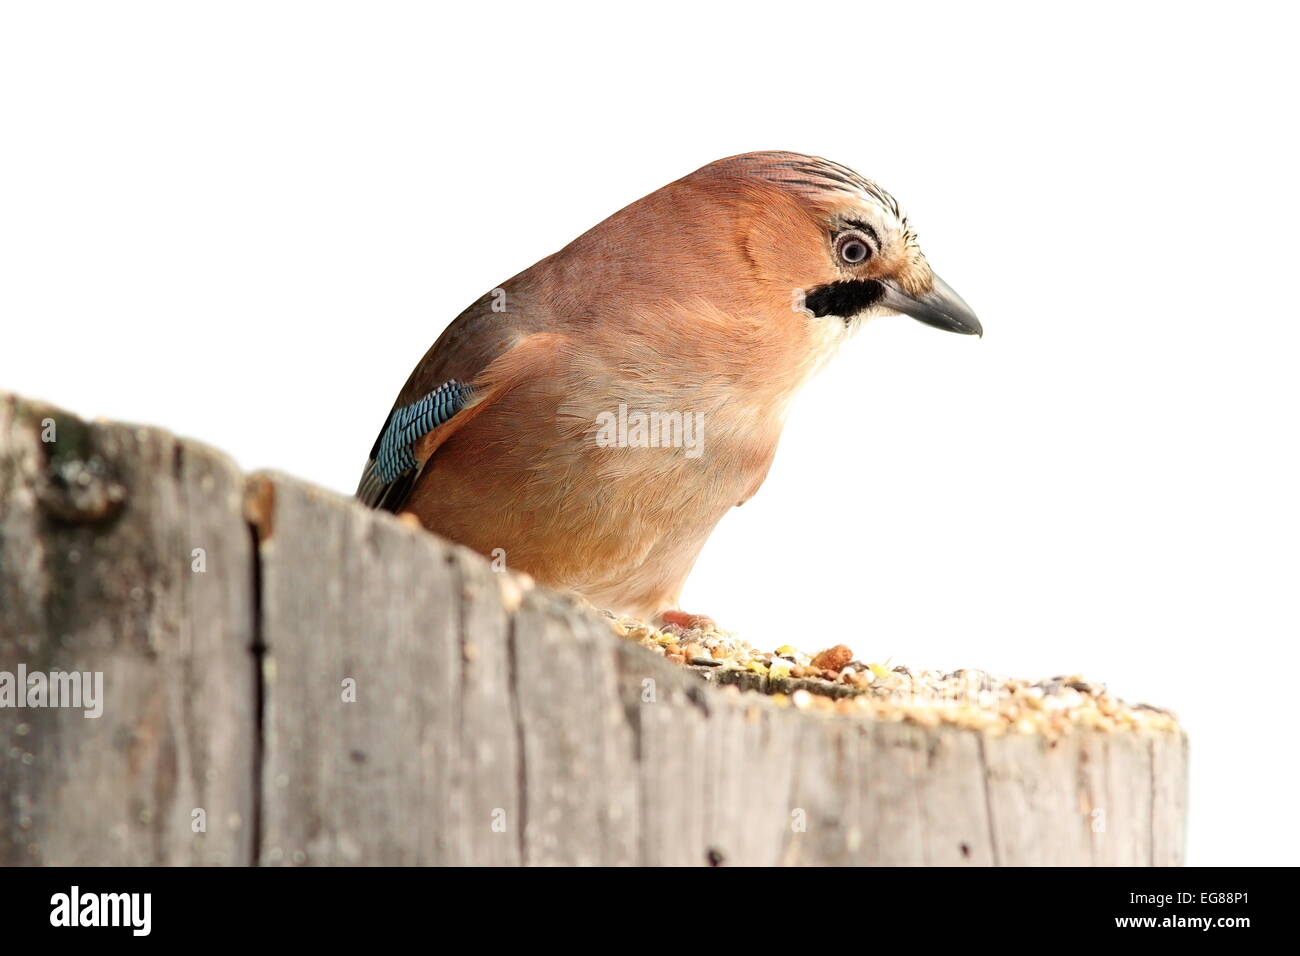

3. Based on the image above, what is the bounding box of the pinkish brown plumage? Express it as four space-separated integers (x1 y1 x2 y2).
357 152 981 620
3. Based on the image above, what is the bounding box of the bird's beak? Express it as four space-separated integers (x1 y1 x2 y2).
880 272 983 337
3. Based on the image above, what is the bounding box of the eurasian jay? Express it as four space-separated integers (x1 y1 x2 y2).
356 151 981 623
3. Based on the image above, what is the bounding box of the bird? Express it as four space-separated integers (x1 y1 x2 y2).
355 151 980 624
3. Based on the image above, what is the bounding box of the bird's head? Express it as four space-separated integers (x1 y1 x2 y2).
686 151 982 338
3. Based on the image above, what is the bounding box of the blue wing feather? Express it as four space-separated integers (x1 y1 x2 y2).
357 379 471 510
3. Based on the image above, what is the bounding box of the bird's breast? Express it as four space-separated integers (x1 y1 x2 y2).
405 303 824 605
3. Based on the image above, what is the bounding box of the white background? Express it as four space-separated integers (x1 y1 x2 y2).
1 2 1296 866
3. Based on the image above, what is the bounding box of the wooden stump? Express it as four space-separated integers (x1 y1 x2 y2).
0 390 1188 865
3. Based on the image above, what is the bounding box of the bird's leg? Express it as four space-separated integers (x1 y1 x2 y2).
656 609 719 632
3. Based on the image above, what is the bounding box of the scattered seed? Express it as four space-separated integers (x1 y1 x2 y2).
810 644 852 672
599 613 1178 735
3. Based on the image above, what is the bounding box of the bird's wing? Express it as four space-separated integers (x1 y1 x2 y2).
355 290 560 512
356 379 473 511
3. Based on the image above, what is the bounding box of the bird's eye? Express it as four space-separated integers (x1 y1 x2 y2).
835 231 872 265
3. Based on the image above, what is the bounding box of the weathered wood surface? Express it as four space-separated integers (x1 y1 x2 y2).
0 391 1189 865
0 393 256 864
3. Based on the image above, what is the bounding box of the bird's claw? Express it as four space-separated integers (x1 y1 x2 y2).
656 609 718 632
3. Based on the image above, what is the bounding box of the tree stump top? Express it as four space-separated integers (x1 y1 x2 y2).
0 390 1187 866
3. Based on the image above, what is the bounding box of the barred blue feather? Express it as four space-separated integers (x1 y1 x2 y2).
372 380 470 485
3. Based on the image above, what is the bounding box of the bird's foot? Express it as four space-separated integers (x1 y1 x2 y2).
655 609 719 632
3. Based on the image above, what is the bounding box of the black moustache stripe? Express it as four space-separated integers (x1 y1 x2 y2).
802 279 885 321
